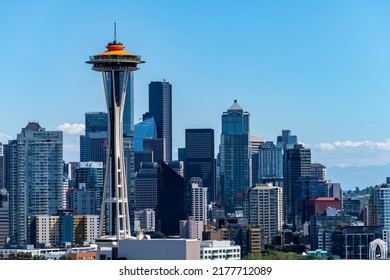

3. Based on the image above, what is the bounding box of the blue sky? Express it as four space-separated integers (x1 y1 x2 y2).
1 1 390 189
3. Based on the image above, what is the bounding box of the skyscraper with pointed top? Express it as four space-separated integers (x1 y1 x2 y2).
219 100 250 214
86 25 144 259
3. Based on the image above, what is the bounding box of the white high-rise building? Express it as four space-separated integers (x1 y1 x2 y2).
245 184 283 245
5 122 63 246
190 178 207 225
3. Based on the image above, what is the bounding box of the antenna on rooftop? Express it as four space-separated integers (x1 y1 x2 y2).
114 21 117 43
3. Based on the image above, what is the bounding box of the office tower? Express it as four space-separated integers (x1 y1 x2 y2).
190 178 208 225
299 176 327 199
75 162 103 215
0 143 4 190
284 144 311 229
157 162 191 236
80 131 107 162
134 151 153 173
166 160 184 177
219 100 250 214
311 163 327 180
250 137 264 186
245 184 283 245
86 31 144 255
5 122 63 246
143 138 166 162
134 117 157 152
185 129 215 203
258 141 283 182
276 129 298 152
343 198 361 219
85 112 108 133
148 80 172 161
135 162 158 211
80 112 108 163
0 188 9 248
178 148 186 162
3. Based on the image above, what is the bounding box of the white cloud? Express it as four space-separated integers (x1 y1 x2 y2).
57 123 85 135
312 139 390 168
0 132 11 143
317 143 335 151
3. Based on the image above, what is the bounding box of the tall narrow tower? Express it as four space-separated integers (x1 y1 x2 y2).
86 27 144 257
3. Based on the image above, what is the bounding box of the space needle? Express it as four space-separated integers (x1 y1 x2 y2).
86 24 144 259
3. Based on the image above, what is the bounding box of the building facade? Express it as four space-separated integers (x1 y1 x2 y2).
283 144 311 229
148 81 172 161
258 141 283 183
245 184 283 245
5 122 63 246
185 129 215 203
0 188 9 248
190 179 208 225
219 100 250 214
134 117 157 152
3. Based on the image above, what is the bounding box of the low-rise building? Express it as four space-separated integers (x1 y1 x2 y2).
200 240 241 260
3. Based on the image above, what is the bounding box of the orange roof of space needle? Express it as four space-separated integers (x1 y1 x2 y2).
96 42 137 57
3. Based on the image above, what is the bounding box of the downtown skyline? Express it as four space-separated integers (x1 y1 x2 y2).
2 1 390 189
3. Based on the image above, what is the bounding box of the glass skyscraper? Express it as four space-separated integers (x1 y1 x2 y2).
148 81 172 161
134 117 157 152
185 128 215 203
284 143 311 229
258 141 283 181
219 100 250 214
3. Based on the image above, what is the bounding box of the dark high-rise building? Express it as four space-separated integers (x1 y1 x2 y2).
185 129 215 203
75 162 103 215
148 81 172 161
143 138 166 162
157 162 191 236
276 130 297 152
250 137 264 186
135 162 158 211
284 144 311 229
85 112 108 133
219 100 250 214
134 151 153 173
178 148 186 163
343 198 361 219
80 112 108 163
